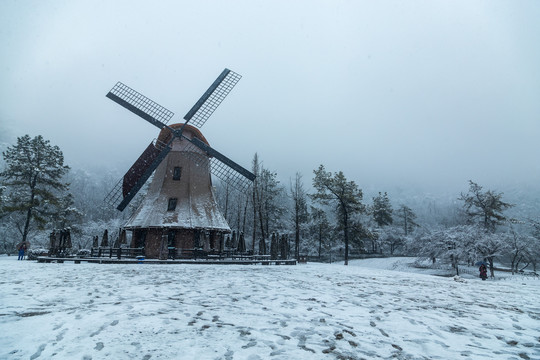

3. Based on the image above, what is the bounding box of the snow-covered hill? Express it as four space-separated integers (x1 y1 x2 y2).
1 256 538 359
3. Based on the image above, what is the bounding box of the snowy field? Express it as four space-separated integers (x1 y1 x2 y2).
1 257 539 360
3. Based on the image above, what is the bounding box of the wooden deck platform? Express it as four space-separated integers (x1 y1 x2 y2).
36 256 297 265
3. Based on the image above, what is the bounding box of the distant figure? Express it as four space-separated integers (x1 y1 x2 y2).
479 263 488 281
17 242 27 260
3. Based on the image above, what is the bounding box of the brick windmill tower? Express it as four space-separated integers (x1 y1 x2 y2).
104 69 255 259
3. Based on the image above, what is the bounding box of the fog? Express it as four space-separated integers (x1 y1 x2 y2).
1 0 539 195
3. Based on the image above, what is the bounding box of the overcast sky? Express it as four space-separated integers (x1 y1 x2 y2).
1 0 539 195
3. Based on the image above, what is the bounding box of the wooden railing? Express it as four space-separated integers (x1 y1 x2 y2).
90 247 145 259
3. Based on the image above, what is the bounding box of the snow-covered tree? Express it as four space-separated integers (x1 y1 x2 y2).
0 185 6 219
377 226 404 255
289 172 309 259
50 193 83 233
416 225 479 275
457 181 515 278
251 153 261 253
396 204 419 236
309 206 332 259
1 135 71 245
524 236 540 274
459 180 513 232
371 192 393 227
215 179 251 237
475 230 510 278
250 154 285 254
502 226 530 274
66 168 123 222
311 165 365 265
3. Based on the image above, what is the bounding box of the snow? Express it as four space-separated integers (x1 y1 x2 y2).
1 256 539 360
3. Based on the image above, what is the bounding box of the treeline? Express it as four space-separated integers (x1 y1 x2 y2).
215 156 540 274
1 135 540 275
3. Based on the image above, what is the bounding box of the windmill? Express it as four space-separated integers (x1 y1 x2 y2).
104 68 255 259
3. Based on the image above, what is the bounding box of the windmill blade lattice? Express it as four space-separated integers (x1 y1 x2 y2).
209 156 253 192
183 142 253 192
104 139 170 210
104 178 124 209
184 69 242 128
107 82 174 129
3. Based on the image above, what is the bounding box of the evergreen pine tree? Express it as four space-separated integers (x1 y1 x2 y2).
1 135 71 244
311 165 365 265
372 192 393 227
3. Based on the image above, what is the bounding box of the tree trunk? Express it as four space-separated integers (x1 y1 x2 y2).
403 208 408 236
22 183 37 243
295 213 300 260
487 256 495 278
251 188 257 254
242 196 249 235
318 226 322 259
343 209 349 266
235 200 241 235
224 183 229 220
258 197 266 254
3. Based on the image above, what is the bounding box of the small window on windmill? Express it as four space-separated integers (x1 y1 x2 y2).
167 198 178 211
173 167 182 180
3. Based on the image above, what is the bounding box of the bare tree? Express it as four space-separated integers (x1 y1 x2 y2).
396 204 419 236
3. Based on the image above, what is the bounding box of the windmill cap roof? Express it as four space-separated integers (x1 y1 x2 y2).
157 123 209 146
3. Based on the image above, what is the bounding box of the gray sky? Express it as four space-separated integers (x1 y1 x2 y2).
1 0 539 194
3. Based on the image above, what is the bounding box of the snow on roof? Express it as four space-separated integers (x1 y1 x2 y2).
124 128 230 231
124 189 230 231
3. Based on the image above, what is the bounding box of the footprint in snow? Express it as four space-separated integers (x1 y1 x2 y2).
56 329 67 342
30 344 46 360
241 340 257 349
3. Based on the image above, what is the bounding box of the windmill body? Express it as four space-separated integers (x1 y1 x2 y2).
125 124 229 258
104 69 255 259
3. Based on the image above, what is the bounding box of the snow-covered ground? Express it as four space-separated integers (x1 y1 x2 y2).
1 256 539 360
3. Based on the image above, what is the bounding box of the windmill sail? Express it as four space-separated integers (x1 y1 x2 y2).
183 69 242 128
185 138 255 191
122 142 162 197
107 82 174 129
104 140 171 211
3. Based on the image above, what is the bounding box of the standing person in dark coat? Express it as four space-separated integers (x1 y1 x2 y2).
479 263 488 280
17 241 29 260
